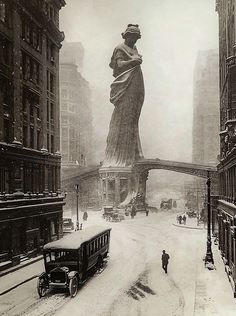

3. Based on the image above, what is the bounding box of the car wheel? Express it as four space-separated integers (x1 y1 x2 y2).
37 278 48 298
69 276 78 298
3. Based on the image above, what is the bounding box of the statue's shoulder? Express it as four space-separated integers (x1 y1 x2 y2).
113 43 127 54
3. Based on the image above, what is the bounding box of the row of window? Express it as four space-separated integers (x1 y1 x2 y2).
219 167 236 200
23 125 55 153
22 52 40 85
0 163 59 194
22 18 42 53
61 103 76 112
61 89 78 99
0 0 59 31
87 233 109 257
22 52 55 93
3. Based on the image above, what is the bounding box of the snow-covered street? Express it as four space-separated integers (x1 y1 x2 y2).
0 211 236 316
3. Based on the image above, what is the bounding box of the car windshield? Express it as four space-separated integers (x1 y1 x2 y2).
63 219 72 224
45 250 77 263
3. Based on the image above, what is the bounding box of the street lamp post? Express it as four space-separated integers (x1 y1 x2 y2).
205 171 214 268
75 184 79 230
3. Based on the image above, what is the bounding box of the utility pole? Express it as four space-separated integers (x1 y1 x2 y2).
75 184 79 230
204 171 215 269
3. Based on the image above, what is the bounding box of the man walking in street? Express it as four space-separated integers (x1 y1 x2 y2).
161 250 170 274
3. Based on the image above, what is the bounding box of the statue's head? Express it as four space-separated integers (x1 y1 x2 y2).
122 24 141 45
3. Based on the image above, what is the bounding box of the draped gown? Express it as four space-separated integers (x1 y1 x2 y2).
103 43 145 167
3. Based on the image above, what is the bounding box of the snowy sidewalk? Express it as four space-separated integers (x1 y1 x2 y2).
0 257 44 296
194 243 236 315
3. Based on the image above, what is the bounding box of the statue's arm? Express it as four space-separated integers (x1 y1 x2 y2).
116 57 142 68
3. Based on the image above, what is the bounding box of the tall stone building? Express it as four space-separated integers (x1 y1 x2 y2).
60 42 93 167
192 49 220 165
191 50 220 222
216 0 236 297
60 42 94 212
0 0 65 270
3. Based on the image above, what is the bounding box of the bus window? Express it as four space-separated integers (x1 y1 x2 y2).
45 253 50 263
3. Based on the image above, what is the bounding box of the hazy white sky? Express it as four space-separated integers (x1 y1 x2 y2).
60 0 218 163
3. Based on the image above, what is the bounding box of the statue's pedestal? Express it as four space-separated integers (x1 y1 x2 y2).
99 166 136 207
99 165 148 209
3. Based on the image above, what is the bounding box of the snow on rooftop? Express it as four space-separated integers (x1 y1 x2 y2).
44 226 111 250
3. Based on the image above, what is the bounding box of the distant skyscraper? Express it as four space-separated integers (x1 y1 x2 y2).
60 41 84 71
60 42 93 167
192 49 220 165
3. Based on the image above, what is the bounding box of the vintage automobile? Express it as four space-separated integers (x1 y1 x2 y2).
37 226 111 298
102 206 114 220
109 212 125 222
62 218 74 233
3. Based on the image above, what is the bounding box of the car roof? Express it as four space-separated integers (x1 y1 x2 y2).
43 226 111 250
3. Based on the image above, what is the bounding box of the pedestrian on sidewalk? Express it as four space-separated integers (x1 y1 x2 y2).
161 250 170 274
182 214 186 225
83 211 88 221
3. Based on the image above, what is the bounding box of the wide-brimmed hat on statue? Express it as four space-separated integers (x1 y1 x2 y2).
122 24 141 39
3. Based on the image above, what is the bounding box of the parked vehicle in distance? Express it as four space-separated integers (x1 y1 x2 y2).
103 206 125 222
63 218 74 232
37 226 111 298
103 206 114 220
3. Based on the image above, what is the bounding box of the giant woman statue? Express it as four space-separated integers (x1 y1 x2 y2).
104 24 145 167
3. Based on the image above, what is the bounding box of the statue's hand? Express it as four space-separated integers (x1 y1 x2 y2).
131 55 142 66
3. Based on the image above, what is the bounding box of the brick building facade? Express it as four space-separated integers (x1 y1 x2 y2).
216 0 236 296
0 0 65 270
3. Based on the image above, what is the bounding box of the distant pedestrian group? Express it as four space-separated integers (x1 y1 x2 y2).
176 214 187 225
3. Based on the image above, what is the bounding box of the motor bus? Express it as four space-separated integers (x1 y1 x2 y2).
37 226 111 298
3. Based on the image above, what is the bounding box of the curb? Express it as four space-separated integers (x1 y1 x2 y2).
0 255 43 278
172 223 204 230
0 274 39 296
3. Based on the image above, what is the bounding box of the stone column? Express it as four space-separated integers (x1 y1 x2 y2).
0 92 3 141
115 175 120 205
41 33 48 151
12 9 22 145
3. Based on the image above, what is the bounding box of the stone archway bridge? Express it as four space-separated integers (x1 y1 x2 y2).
61 158 218 209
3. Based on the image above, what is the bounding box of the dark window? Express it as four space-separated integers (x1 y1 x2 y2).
50 73 54 93
37 130 40 150
30 127 34 148
36 106 40 119
47 133 49 151
50 102 54 120
3 119 9 143
0 37 10 66
30 104 34 117
47 100 49 122
47 71 49 90
51 135 54 153
23 125 27 147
